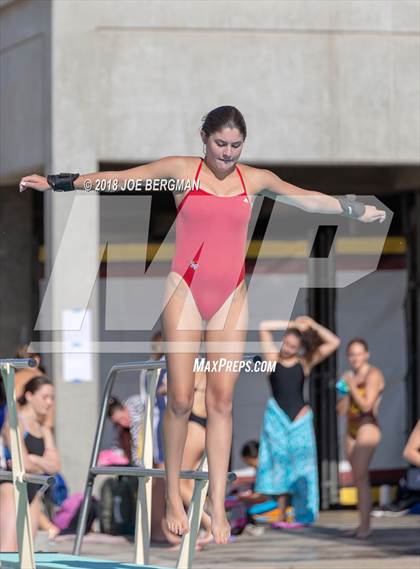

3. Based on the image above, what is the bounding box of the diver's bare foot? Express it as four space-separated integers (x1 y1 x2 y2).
160 518 182 545
165 496 190 536
207 501 231 545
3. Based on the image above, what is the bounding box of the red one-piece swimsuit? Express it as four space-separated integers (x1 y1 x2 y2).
171 157 252 321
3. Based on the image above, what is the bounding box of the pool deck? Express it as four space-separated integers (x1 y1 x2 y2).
1 510 419 569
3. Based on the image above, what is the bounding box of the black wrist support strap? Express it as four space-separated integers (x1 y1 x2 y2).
336 194 366 219
47 173 79 192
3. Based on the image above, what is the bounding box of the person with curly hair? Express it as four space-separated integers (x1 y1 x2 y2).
257 316 340 527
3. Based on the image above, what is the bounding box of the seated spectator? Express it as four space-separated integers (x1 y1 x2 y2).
14 344 45 394
233 441 264 504
106 331 165 468
181 371 212 545
152 370 212 549
231 440 260 480
107 395 145 466
0 376 60 551
139 330 167 469
14 345 54 429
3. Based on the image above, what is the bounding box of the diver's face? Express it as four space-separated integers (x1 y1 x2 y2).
202 127 244 169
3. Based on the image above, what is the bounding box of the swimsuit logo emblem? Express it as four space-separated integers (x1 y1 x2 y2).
189 261 199 270
243 198 248 203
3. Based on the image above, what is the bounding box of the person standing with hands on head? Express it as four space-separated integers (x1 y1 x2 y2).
336 338 385 538
19 105 386 545
257 316 340 527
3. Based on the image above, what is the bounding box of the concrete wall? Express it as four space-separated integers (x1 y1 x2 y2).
0 0 100 492
57 0 420 165
0 0 50 355
0 0 51 181
2 0 419 178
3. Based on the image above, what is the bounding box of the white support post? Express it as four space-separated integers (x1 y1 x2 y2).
133 367 160 565
176 455 209 569
0 363 36 569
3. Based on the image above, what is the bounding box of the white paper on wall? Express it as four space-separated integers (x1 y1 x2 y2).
62 308 93 383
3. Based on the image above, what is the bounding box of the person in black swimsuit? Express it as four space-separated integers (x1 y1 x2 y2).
0 376 60 551
188 377 207 429
152 369 211 547
268 359 307 422
182 372 212 544
256 316 340 526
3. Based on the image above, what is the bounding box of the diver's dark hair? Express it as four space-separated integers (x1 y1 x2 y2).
346 338 369 352
17 376 53 406
201 106 247 140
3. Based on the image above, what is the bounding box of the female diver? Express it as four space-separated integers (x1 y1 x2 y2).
19 105 386 544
